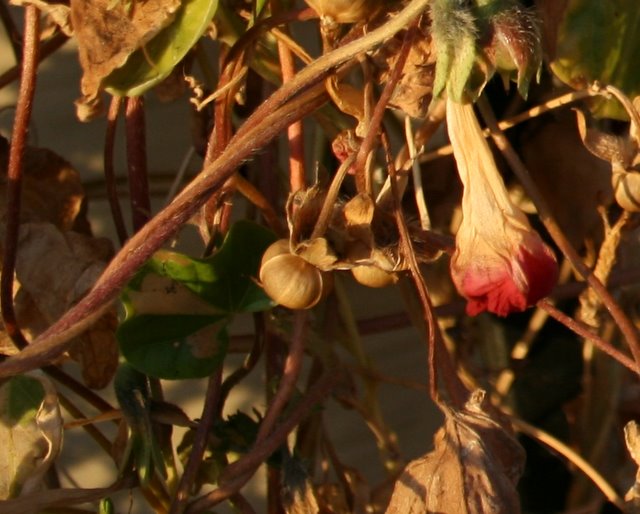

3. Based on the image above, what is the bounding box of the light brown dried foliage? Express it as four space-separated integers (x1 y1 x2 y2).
385 390 524 514
70 0 181 103
0 140 117 388
371 18 435 119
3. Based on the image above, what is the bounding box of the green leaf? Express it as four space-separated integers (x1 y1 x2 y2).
134 220 276 314
114 363 166 483
104 0 219 96
118 314 229 379
550 0 640 119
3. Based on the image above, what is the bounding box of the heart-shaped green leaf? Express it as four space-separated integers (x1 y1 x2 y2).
118 314 229 379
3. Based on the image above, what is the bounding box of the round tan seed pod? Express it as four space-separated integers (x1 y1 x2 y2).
351 265 397 288
259 252 325 310
613 171 640 212
261 239 292 267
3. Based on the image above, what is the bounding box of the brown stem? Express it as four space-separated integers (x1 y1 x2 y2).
1 5 39 350
185 372 338 513
0 0 429 377
256 311 308 442
537 300 638 374
57 392 112 454
104 96 128 245
218 314 265 413
382 133 467 408
353 23 414 191
125 96 151 231
476 96 640 373
45 365 115 413
271 0 305 193
169 368 223 514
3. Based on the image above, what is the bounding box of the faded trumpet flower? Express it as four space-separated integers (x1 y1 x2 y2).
446 100 558 316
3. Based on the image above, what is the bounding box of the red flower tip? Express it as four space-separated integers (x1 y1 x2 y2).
453 235 558 317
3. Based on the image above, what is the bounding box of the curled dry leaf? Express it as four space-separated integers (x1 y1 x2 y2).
14 224 117 389
10 0 72 35
574 107 640 212
0 140 117 388
70 0 181 104
385 390 525 514
0 373 63 503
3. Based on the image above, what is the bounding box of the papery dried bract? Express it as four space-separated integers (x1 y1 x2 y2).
385 390 524 514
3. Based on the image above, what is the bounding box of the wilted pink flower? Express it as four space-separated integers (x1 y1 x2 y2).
446 100 558 316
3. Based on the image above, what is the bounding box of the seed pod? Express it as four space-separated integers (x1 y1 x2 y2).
304 0 377 24
260 250 325 310
260 238 291 267
613 171 640 212
351 265 397 288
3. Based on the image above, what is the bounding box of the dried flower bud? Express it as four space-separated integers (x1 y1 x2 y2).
446 100 558 316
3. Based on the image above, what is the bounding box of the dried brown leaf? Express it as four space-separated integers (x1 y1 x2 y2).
385 390 524 514
14 224 117 388
371 18 434 119
70 0 181 102
0 137 85 231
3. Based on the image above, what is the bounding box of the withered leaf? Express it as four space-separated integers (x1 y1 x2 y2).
13 224 117 388
371 19 434 119
385 390 524 514
0 136 85 232
70 0 181 103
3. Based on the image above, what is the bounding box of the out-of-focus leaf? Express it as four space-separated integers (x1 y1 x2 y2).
545 0 640 119
104 0 219 96
117 314 229 379
519 111 612 247
385 390 524 514
0 374 63 501
114 363 166 484
71 0 182 103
